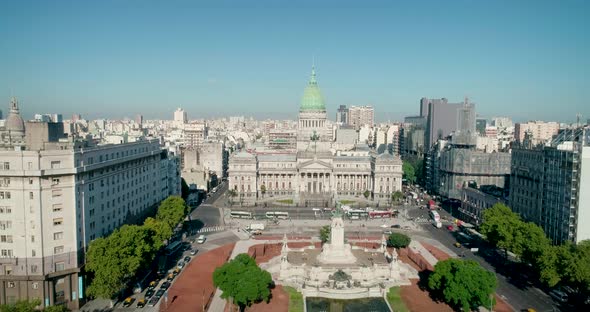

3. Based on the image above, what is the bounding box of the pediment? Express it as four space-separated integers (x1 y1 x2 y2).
299 159 332 170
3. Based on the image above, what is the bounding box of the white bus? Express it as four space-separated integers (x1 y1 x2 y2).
230 211 253 219
265 211 289 219
429 210 440 222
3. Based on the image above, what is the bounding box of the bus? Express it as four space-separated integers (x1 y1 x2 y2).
347 210 368 220
230 211 253 219
456 232 472 244
165 241 183 256
369 210 392 219
265 211 289 219
429 210 440 222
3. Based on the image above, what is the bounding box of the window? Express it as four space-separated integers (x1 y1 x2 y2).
52 178 60 185
53 218 63 226
0 206 11 214
31 249 36 257
0 221 12 230
7 282 15 289
52 204 63 212
31 235 35 243
50 161 61 169
32 281 39 288
0 191 11 199
29 192 34 199
2 162 9 170
1 249 13 257
52 190 62 197
0 235 13 243
53 232 63 240
54 246 64 254
55 262 65 271
29 178 34 184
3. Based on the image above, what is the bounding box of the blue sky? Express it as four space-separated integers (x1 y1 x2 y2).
0 0 588 122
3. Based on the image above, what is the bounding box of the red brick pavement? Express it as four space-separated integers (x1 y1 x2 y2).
161 243 235 312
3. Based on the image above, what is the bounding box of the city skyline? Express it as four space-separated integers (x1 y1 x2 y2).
1 0 589 122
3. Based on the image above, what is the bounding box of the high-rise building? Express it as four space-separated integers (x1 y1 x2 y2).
491 117 513 129
476 118 487 136
0 99 180 309
422 97 462 148
174 108 187 125
135 114 143 127
336 105 349 124
515 121 560 145
510 127 590 244
183 122 208 148
348 105 374 130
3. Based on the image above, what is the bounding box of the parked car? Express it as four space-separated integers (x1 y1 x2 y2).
454 242 462 248
190 249 197 255
148 280 158 289
122 297 135 307
136 299 146 308
383 230 393 235
549 289 569 303
160 281 171 290
155 289 166 299
172 268 181 276
145 289 155 299
184 256 191 263
147 297 159 307
197 235 206 244
391 224 401 229
167 273 175 281
177 261 185 269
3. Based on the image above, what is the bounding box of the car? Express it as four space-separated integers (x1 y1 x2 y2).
383 230 393 235
549 289 568 303
197 235 206 244
184 244 191 251
145 289 155 299
172 268 181 276
161 281 171 290
136 299 146 308
184 256 191 263
447 225 454 231
251 229 262 235
122 297 135 307
167 273 175 281
391 224 401 229
155 289 166 299
520 309 536 312
148 280 158 289
454 242 462 248
190 249 197 255
147 296 159 307
177 261 185 269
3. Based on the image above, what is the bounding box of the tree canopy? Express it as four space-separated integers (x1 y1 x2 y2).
320 225 331 243
387 233 411 249
0 300 69 312
428 259 497 311
391 191 404 203
213 254 273 310
86 225 159 299
143 217 172 246
156 196 188 229
402 161 416 184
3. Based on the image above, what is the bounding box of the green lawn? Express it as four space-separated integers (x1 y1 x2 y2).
284 286 304 312
276 199 294 204
340 200 356 205
386 287 409 312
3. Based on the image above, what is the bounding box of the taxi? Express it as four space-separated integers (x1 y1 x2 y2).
122 297 135 307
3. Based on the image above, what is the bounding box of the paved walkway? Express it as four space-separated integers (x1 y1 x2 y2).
207 239 266 312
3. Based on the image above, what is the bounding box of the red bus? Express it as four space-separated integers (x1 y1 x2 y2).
369 210 392 218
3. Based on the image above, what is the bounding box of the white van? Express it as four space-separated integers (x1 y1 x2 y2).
196 235 206 244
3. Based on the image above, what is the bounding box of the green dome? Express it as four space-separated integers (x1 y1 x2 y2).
300 67 326 111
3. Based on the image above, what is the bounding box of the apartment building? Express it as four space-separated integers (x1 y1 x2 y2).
0 99 180 308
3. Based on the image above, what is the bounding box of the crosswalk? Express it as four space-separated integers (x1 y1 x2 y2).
197 226 225 233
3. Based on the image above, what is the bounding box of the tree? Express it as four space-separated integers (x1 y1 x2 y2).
44 306 69 312
480 203 523 257
387 233 411 249
181 178 190 200
260 184 266 197
402 161 416 184
319 225 331 243
363 190 371 199
86 225 159 299
428 259 497 311
156 196 188 229
143 217 172 246
556 240 590 294
213 254 273 311
0 299 41 312
391 191 404 203
519 222 551 270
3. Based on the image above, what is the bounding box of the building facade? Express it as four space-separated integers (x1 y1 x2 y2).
0 99 180 308
514 121 559 145
510 128 590 244
348 106 374 130
228 68 402 207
